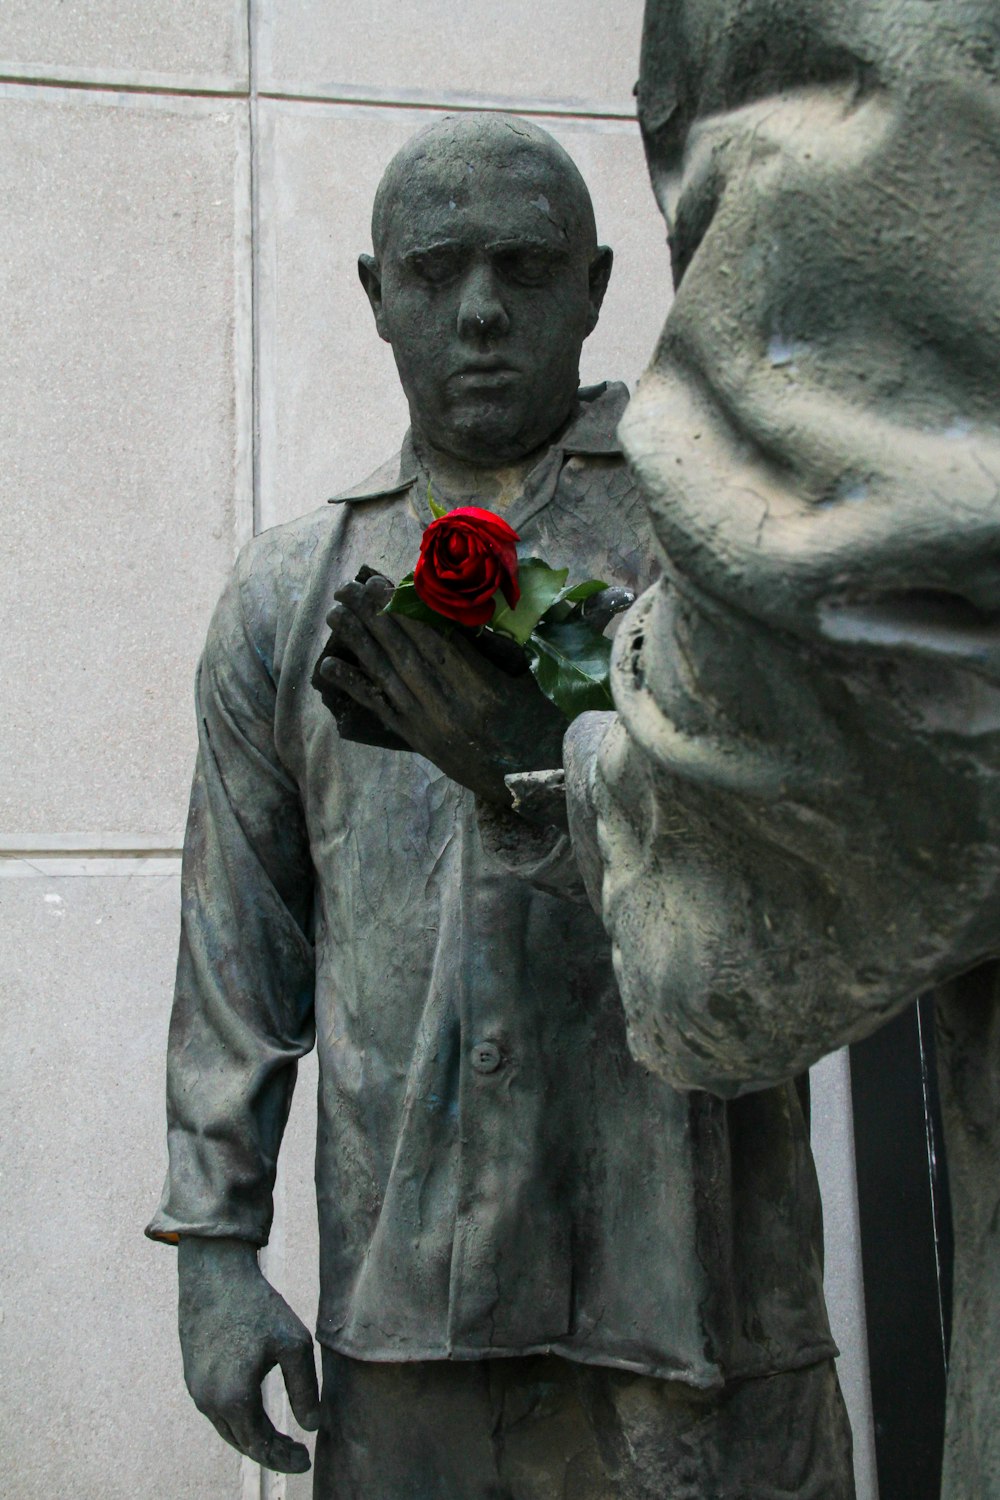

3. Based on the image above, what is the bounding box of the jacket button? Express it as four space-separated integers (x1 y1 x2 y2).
470 1040 502 1074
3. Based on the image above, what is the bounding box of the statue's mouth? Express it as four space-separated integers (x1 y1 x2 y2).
451 363 520 384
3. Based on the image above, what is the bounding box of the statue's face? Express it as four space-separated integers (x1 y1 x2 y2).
368 148 607 465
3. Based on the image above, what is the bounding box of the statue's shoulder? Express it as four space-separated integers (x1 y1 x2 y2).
241 501 336 573
229 442 412 645
239 437 413 593
227 504 333 623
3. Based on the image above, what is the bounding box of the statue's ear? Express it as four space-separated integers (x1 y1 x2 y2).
585 246 614 335
358 254 389 342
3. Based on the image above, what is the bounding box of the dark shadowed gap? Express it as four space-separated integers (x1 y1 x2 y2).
849 996 953 1500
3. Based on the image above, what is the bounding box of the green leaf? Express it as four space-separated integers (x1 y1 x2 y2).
555 577 608 606
545 577 610 623
526 619 614 721
382 573 443 627
490 557 568 645
427 486 449 520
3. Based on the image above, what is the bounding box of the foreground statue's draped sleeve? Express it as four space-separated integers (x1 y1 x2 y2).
590 0 1000 1094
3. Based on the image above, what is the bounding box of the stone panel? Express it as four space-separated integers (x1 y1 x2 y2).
256 101 671 532
262 1045 322 1500
811 1049 879 1500
0 866 243 1498
0 0 248 91
0 86 251 838
257 0 644 113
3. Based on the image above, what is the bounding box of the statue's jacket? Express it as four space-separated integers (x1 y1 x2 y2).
147 382 834 1389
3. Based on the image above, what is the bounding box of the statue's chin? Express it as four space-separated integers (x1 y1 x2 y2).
426 388 575 469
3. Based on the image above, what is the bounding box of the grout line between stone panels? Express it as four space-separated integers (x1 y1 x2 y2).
0 72 248 100
254 88 637 122
0 834 182 854
248 0 263 539
836 1049 881 1500
234 88 256 553
0 847 182 859
247 9 287 1492
0 837 183 876
246 11 283 1498
0 71 635 123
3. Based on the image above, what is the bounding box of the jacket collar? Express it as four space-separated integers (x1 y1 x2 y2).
328 381 627 505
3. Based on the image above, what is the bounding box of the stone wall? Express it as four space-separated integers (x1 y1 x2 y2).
0 5 875 1495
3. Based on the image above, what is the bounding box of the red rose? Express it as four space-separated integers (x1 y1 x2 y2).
413 506 521 627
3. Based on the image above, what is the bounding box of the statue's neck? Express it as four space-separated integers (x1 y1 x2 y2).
413 439 541 514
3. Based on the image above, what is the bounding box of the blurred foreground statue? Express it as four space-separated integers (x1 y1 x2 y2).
567 4 1000 1494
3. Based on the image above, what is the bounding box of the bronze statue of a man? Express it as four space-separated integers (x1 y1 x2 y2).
149 113 854 1496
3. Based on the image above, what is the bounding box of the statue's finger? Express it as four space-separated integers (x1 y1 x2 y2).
319 657 396 721
327 594 359 628
225 1395 311 1475
250 1431 311 1475
580 586 635 634
327 610 429 718
331 574 393 623
278 1342 321 1432
322 610 403 693
360 573 395 611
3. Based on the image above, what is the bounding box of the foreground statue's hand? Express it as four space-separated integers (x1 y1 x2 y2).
178 1238 320 1474
320 572 566 805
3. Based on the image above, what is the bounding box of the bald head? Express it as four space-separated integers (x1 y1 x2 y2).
371 113 598 264
359 112 612 465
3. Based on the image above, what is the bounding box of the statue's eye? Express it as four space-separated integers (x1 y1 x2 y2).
493 248 559 287
408 249 462 286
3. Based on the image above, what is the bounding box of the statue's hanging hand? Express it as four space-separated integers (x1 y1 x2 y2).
177 1237 321 1474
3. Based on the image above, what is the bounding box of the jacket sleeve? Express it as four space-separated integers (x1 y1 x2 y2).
146 555 316 1245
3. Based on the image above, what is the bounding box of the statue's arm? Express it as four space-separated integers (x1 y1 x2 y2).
147 558 319 1470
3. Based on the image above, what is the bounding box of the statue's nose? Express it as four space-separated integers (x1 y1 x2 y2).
456 265 510 341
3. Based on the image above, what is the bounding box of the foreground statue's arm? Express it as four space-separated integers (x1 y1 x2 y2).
582 0 1000 1098
147 560 319 1471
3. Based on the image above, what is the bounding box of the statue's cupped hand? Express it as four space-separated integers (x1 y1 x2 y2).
320 571 566 805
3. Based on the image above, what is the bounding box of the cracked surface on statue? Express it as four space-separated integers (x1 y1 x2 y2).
564 5 1000 1494
148 113 853 1497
